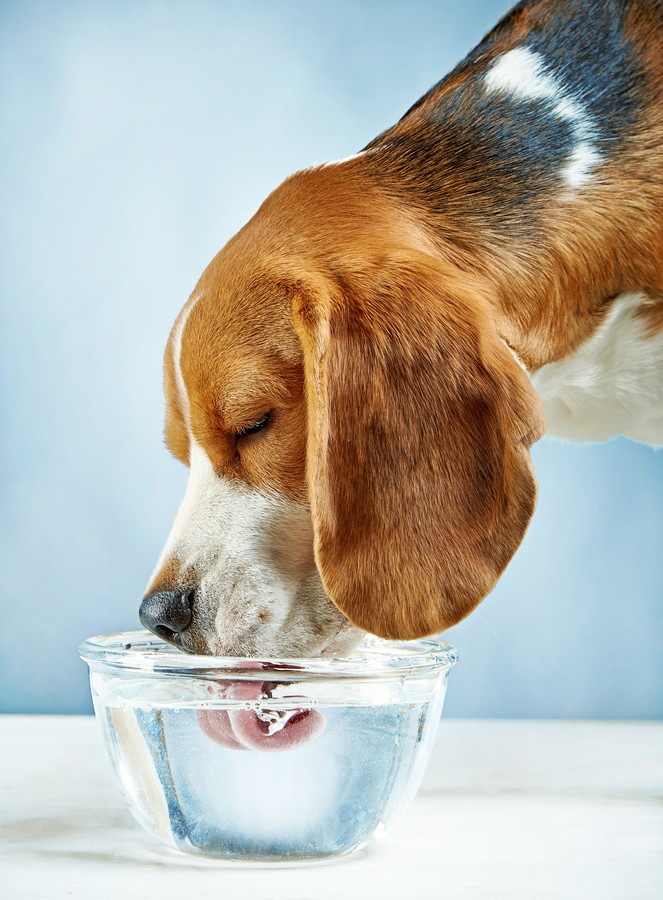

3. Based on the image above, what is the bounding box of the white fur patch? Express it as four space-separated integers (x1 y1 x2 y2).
531 292 663 445
147 438 349 655
151 441 292 583
171 294 200 427
484 47 601 188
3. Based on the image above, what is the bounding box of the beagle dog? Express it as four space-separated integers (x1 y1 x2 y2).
140 0 663 657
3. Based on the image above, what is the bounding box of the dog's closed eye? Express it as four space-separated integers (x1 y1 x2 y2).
235 411 272 439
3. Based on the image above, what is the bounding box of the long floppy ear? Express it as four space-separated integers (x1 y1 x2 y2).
290 252 544 640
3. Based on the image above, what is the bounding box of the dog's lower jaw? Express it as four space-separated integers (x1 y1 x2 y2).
320 620 365 657
169 583 359 659
173 623 362 659
165 591 364 658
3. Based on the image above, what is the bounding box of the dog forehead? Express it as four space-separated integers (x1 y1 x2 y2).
172 274 304 419
187 272 297 353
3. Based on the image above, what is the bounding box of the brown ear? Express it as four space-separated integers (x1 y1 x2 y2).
290 252 544 640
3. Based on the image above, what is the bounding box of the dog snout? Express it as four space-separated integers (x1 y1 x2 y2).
139 587 195 643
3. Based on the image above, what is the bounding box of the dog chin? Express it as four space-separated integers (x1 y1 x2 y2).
319 621 365 657
172 619 364 659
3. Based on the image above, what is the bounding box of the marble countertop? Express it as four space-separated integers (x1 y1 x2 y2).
1 716 661 899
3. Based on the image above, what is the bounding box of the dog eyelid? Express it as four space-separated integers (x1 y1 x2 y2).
234 411 272 439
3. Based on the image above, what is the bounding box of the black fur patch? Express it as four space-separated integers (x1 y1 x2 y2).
364 0 652 234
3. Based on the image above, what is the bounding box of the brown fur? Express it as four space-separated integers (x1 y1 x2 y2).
291 253 543 638
154 0 663 640
636 291 663 336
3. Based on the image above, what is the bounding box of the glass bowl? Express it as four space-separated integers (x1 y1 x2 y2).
80 629 457 865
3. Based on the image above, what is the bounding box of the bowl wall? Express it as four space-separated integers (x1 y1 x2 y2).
82 631 456 864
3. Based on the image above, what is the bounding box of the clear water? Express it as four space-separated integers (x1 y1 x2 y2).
99 699 440 861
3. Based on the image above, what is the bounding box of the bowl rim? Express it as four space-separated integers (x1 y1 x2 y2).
79 629 457 679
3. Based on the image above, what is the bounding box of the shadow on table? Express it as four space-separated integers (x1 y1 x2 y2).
0 806 222 870
0 805 376 871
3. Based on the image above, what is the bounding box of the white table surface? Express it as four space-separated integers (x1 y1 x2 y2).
1 716 661 899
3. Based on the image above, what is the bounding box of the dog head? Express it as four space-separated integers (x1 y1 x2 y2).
141 171 544 656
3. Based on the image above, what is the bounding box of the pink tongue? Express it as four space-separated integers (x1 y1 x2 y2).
197 709 246 750
197 681 325 752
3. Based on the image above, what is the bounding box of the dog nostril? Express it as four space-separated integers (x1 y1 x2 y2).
139 588 194 640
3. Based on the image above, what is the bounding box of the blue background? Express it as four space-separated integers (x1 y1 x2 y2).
1 0 661 717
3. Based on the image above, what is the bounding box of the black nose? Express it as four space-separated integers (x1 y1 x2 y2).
139 589 194 642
